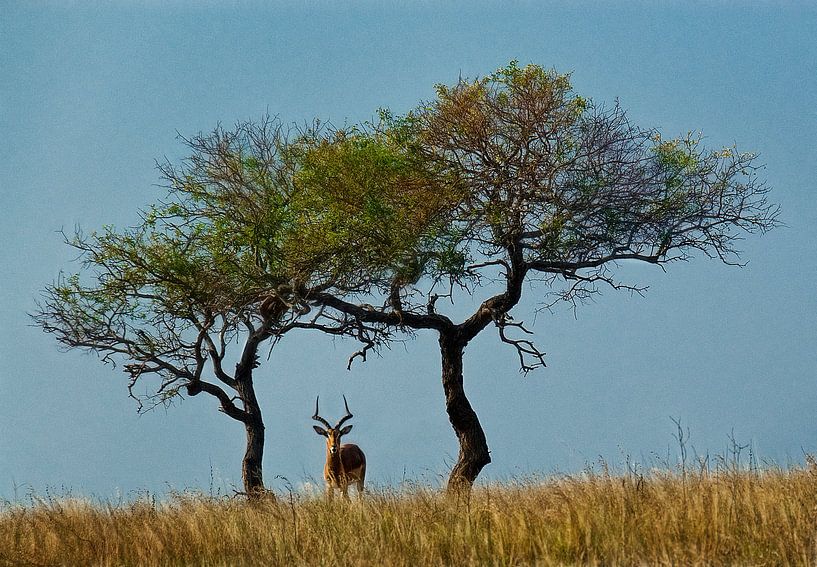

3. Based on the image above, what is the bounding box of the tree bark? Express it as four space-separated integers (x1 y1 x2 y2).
242 417 265 496
236 372 266 497
439 331 490 492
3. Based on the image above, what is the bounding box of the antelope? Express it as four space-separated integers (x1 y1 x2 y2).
312 395 366 500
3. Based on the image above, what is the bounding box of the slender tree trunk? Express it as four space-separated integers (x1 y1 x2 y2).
440 331 490 492
237 377 266 497
242 418 265 496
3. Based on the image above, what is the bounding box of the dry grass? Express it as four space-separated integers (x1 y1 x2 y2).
2 464 816 566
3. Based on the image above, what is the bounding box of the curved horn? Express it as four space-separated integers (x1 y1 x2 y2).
335 394 354 429
312 396 332 429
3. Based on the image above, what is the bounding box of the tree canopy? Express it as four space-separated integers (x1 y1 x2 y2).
408 61 776 313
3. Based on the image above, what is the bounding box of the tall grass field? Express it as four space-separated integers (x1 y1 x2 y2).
2 463 816 566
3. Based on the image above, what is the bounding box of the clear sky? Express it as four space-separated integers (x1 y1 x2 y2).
2 1 815 500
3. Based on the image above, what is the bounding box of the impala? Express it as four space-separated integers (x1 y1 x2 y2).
312 395 366 500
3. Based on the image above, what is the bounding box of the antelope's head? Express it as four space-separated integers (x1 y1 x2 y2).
312 395 354 455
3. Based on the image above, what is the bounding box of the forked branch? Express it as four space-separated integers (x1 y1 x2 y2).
495 314 547 374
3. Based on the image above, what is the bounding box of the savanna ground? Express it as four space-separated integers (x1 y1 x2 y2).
2 456 816 567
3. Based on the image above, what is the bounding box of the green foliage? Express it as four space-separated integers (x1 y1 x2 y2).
418 62 604 252
413 61 777 277
287 124 463 289
654 135 700 173
37 114 469 381
433 61 582 132
35 120 310 396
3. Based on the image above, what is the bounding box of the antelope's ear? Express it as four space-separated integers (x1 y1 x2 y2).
339 424 353 436
313 425 328 437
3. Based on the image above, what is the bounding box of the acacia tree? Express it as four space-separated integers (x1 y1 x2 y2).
34 120 307 496
305 63 779 490
33 118 452 496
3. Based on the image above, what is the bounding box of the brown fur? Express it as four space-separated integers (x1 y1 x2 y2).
321 434 366 500
313 396 366 500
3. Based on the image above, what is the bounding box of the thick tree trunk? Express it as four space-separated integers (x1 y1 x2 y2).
440 332 490 492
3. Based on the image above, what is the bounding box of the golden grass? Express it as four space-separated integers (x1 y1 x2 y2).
2 465 816 566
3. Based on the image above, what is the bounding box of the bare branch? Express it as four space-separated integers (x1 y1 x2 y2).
495 314 547 374
186 379 251 423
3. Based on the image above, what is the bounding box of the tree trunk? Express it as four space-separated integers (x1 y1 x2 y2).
236 376 266 498
242 417 265 497
439 332 491 492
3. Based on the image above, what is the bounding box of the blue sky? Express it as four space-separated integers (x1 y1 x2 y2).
2 2 815 499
